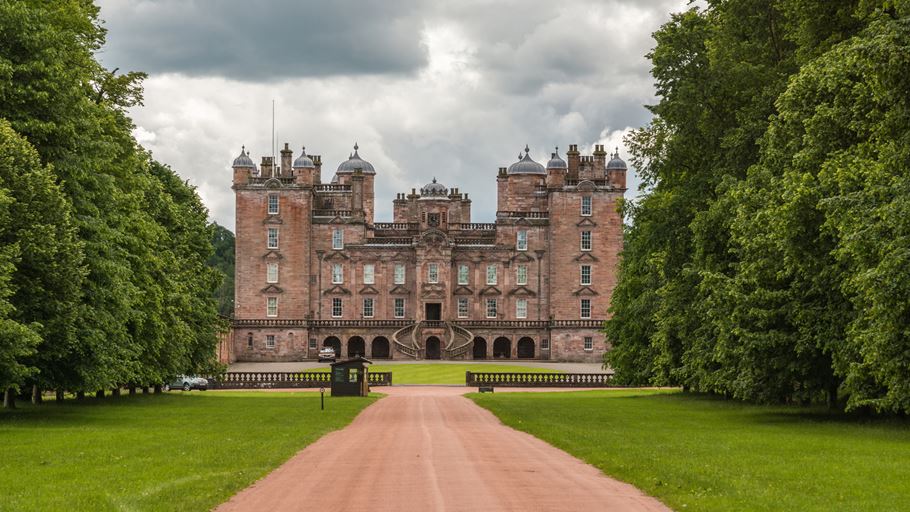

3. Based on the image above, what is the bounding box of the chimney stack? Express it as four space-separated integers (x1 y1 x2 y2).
280 143 292 176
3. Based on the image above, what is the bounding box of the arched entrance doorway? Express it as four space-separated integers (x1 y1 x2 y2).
324 336 341 357
348 336 365 358
472 337 487 359
517 337 535 359
493 337 511 359
426 336 441 360
371 336 390 359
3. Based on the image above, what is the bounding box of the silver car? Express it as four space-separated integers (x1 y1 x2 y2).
164 375 208 391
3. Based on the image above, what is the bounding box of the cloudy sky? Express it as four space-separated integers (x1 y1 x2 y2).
96 0 689 231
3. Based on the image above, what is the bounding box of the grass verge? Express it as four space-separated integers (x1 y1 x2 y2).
0 392 377 511
470 389 910 511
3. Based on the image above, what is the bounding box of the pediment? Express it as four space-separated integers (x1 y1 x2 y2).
261 250 284 260
389 285 411 295
260 284 283 294
572 286 599 296
508 286 537 298
510 252 535 263
359 285 379 295
323 285 351 295
329 216 347 224
324 251 350 261
418 229 450 248
263 177 283 189
515 217 531 226
576 217 597 227
262 216 283 225
576 180 596 191
574 252 599 262
391 251 413 261
479 286 502 296
453 285 474 296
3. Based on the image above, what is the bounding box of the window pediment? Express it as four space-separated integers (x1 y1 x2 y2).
389 285 411 295
574 252 599 262
479 286 502 296
359 286 379 295
323 285 351 295
576 218 597 227
572 286 599 296
453 285 474 296
508 286 537 297
260 284 283 294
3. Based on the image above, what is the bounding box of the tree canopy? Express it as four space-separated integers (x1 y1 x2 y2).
0 0 222 401
606 0 910 413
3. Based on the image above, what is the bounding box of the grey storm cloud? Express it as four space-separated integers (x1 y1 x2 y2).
98 0 428 80
97 0 691 230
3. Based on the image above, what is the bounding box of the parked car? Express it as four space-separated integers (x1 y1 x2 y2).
318 347 336 362
164 375 208 391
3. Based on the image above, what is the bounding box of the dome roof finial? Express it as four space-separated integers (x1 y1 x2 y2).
293 145 315 169
232 146 256 168
547 145 567 170
337 143 376 175
524 144 530 154
508 145 546 175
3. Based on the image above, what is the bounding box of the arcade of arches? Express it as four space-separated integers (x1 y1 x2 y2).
322 335 538 360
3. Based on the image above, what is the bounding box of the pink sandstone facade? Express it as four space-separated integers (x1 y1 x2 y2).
229 141 626 362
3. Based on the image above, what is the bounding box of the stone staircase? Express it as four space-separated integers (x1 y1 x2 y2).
444 322 474 359
391 323 419 358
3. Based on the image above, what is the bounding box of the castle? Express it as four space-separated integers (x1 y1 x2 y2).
228 140 626 362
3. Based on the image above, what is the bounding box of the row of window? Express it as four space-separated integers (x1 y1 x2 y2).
268 227 594 252
268 195 594 219
264 297 594 319
266 261 593 287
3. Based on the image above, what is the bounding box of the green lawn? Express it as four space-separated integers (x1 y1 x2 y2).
368 363 560 384
0 392 377 512
470 389 910 511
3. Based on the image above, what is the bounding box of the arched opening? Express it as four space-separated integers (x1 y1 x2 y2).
371 336 390 359
348 336 365 358
426 336 441 360
517 337 535 359
493 337 511 359
472 337 487 360
323 336 341 356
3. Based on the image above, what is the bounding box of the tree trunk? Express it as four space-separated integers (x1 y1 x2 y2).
111 387 121 398
827 383 839 410
75 391 85 400
56 389 65 402
141 386 150 394
31 384 42 405
128 386 136 396
153 384 162 394
3 388 15 409
95 390 105 399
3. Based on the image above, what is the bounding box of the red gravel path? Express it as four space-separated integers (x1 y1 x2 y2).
214 386 670 512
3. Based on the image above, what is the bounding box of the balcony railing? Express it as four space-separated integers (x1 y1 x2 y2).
313 209 352 217
363 237 413 246
497 211 549 219
231 319 605 329
314 184 352 192
373 222 419 230
451 223 496 231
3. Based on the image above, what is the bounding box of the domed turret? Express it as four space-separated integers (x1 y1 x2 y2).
606 148 627 171
546 146 567 170
232 146 255 168
336 143 376 174
420 177 448 197
507 145 546 175
293 146 315 169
